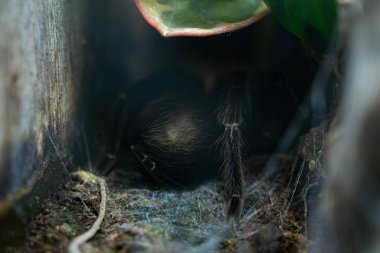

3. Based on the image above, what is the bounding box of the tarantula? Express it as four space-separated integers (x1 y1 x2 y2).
119 70 298 219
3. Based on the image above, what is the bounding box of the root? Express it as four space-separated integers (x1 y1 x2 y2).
68 171 107 253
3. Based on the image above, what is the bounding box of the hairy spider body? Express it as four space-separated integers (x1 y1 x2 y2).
121 71 296 220
132 93 220 187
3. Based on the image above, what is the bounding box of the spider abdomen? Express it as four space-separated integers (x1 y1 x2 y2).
142 112 203 155
133 94 220 187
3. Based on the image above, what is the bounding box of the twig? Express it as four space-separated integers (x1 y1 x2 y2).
68 171 107 253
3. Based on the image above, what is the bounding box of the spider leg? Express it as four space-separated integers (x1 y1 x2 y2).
130 142 184 189
216 73 250 220
219 122 244 219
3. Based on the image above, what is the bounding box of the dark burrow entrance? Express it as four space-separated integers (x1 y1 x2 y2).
5 1 340 252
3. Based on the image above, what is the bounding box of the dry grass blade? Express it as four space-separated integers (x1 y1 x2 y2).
68 171 107 253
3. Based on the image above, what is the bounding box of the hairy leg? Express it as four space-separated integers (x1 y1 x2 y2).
216 73 249 220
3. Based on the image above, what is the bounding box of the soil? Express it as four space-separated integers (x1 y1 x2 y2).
17 128 323 253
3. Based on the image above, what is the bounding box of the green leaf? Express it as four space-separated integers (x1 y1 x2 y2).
134 0 269 37
263 0 337 50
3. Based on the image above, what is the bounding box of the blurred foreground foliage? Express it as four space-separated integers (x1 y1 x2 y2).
135 0 337 50
264 0 337 50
